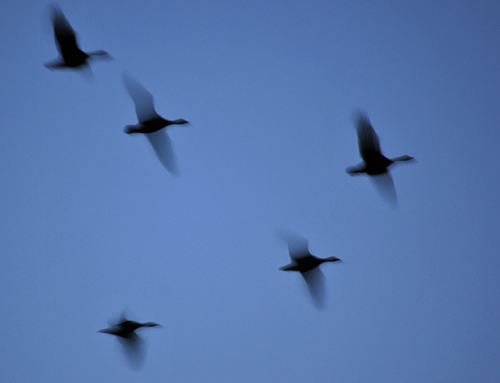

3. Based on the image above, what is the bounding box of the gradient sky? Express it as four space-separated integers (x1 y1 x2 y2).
1 1 500 382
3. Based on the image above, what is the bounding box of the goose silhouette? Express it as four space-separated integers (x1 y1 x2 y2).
279 232 341 309
99 314 161 369
122 73 189 134
122 73 189 174
346 112 414 176
280 234 341 273
44 5 111 70
346 111 414 206
98 318 161 339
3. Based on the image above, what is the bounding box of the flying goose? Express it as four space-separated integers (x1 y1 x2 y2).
44 5 111 70
346 111 414 206
279 232 341 309
122 73 188 134
99 314 161 369
346 111 414 176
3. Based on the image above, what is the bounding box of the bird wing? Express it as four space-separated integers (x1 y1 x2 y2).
146 131 178 174
370 173 398 207
118 333 146 369
278 231 310 261
51 6 82 57
122 73 160 123
355 112 382 162
106 310 128 327
301 268 326 309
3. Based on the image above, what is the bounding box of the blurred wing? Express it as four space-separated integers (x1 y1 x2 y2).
51 5 80 56
277 231 310 260
118 333 145 370
302 268 326 310
370 172 398 208
122 73 160 123
146 131 178 175
355 112 382 161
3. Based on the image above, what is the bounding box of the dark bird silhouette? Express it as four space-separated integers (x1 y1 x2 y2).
122 73 189 174
346 111 414 206
44 5 111 70
280 234 342 273
99 314 161 369
122 73 189 135
279 232 341 309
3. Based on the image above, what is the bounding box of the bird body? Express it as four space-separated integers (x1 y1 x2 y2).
98 319 160 340
124 116 189 134
346 155 393 175
281 254 341 274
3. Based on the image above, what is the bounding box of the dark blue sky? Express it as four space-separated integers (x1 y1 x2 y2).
1 1 500 382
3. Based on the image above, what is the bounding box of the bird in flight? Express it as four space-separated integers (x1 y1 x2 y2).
122 73 189 135
122 73 190 174
346 111 414 205
279 232 342 309
44 5 111 70
99 314 161 369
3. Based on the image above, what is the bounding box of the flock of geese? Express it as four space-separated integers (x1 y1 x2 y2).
44 4 415 368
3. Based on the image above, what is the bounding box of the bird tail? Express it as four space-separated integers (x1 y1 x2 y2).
124 125 139 134
44 59 65 70
346 164 365 175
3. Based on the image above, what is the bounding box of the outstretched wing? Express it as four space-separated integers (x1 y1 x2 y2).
146 131 178 175
122 73 160 123
301 268 326 310
118 333 146 370
277 231 310 261
354 111 382 162
370 172 398 208
51 5 81 57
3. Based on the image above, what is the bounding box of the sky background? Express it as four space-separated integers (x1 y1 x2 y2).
1 1 500 382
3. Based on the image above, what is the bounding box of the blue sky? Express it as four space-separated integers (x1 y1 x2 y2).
1 1 500 382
